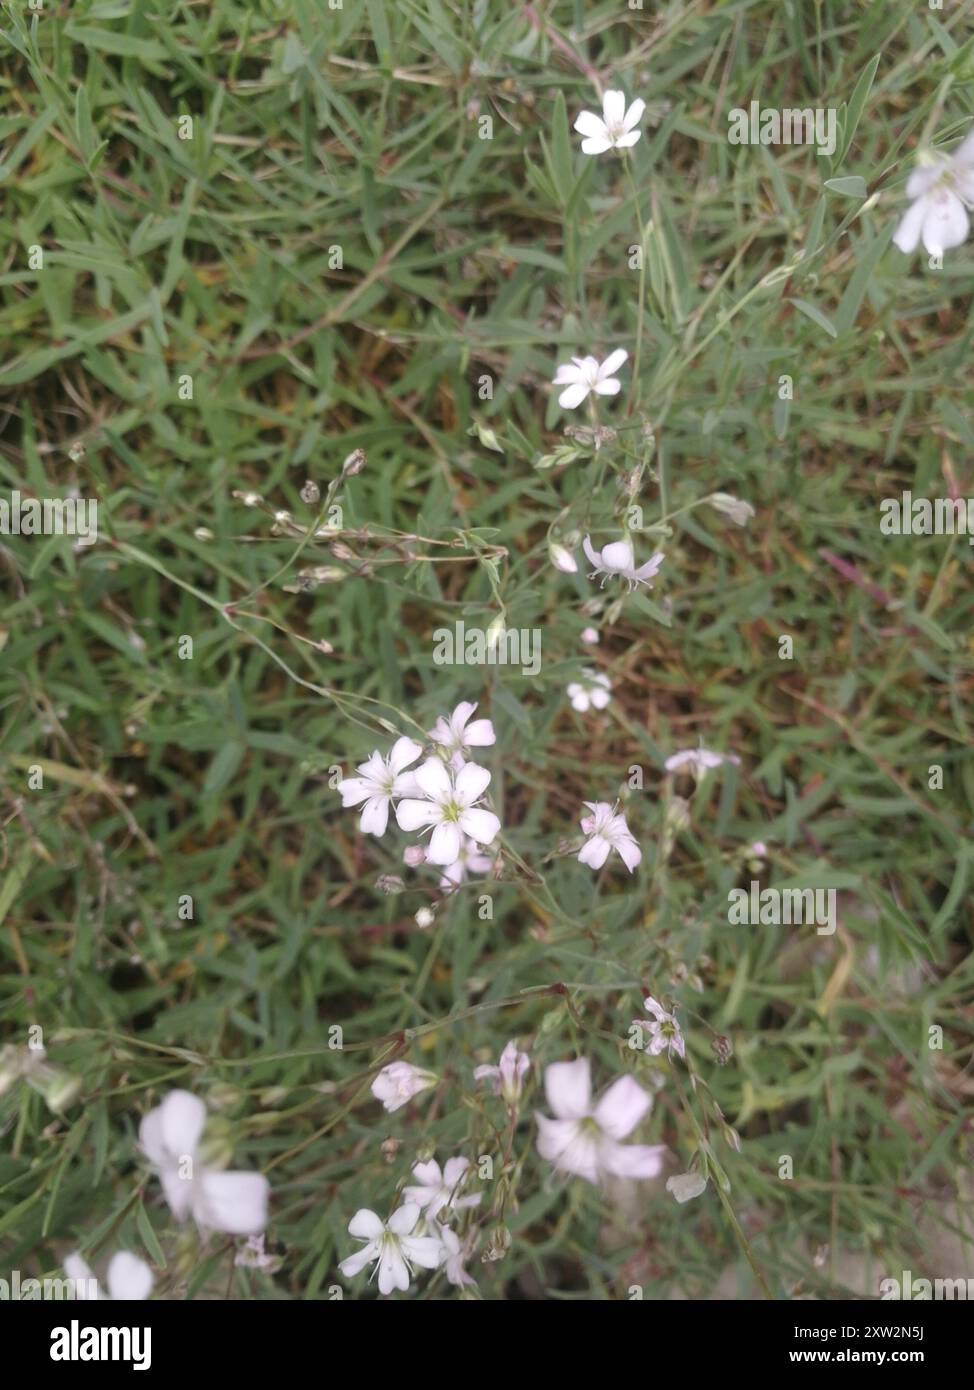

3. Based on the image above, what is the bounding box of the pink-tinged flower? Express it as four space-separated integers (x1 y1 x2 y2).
403 1156 482 1221
64 1250 153 1301
666 1172 708 1204
336 736 423 836
475 1040 530 1105
581 627 600 645
403 844 428 868
395 758 501 866
338 1205 444 1296
139 1090 269 1236
894 130 974 258
370 1061 437 1113
436 1223 477 1288
574 90 645 156
634 996 686 1061
578 801 641 873
553 350 628 410
567 669 611 712
535 1058 665 1185
583 535 664 591
550 543 578 574
439 836 496 890
428 701 495 770
664 747 740 779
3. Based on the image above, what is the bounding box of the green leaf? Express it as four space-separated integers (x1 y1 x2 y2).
787 297 837 338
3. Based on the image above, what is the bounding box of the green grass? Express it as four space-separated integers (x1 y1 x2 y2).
1 0 973 1300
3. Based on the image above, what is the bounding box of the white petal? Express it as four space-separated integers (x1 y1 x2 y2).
536 1114 600 1184
359 795 389 836
892 197 927 254
348 1208 385 1240
593 377 622 396
544 1057 591 1119
582 535 601 569
594 1073 650 1139
388 736 423 773
377 1243 410 1295
558 381 591 408
602 90 626 127
158 1089 207 1158
553 362 583 384
463 718 495 747
578 834 611 869
921 190 969 255
388 1202 421 1236
195 1170 269 1235
455 761 491 804
458 806 500 845
623 99 646 131
395 797 438 831
601 540 635 572
615 835 642 872
337 777 372 808
106 1251 153 1301
600 349 628 378
414 757 452 801
615 130 641 148
339 1243 377 1278
667 1171 708 1203
401 1234 445 1269
409 1159 442 1188
428 821 462 865
64 1253 98 1298
573 110 607 139
580 135 613 156
603 1141 667 1180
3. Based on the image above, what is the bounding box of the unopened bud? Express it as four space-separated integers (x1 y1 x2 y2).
341 449 367 478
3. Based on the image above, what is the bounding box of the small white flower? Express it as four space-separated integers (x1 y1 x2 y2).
583 535 664 591
474 1040 531 1105
708 492 755 526
666 1172 708 1204
578 801 641 873
403 844 427 868
573 89 645 156
550 543 579 574
337 736 423 836
535 1058 665 1185
234 1233 282 1272
338 1205 444 1296
139 1090 269 1236
414 906 436 930
438 836 496 889
567 669 612 712
370 1061 437 1113
553 349 628 410
436 1223 477 1288
403 1156 482 1221
634 995 686 1061
894 130 974 258
664 747 740 779
64 1250 153 1301
428 701 495 770
395 758 501 866
581 627 600 645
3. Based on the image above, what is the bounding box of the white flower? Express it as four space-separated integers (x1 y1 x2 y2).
666 1172 708 1204
337 736 423 836
395 758 501 866
574 89 645 156
139 1090 269 1236
436 1223 477 1288
403 1156 482 1221
474 1040 531 1105
583 535 664 591
664 747 740 779
234 1233 282 1272
553 349 628 410
894 130 974 257
370 1061 437 1113
567 669 612 712
581 627 600 645
578 801 641 873
439 836 496 889
64 1251 153 1301
414 905 435 929
535 1058 666 1185
635 995 686 1061
338 1205 444 1296
550 543 578 573
428 701 495 770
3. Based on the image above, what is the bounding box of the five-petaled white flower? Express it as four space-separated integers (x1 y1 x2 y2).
474 1039 531 1105
664 747 740 779
439 835 496 889
583 535 664 591
337 736 423 836
574 90 645 156
567 669 612 712
578 801 641 873
370 1061 438 1113
428 701 495 771
139 1090 269 1236
338 1205 443 1296
893 130 974 258
635 995 686 1061
395 758 501 866
64 1250 153 1301
535 1058 666 1185
403 1156 482 1221
553 349 628 410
